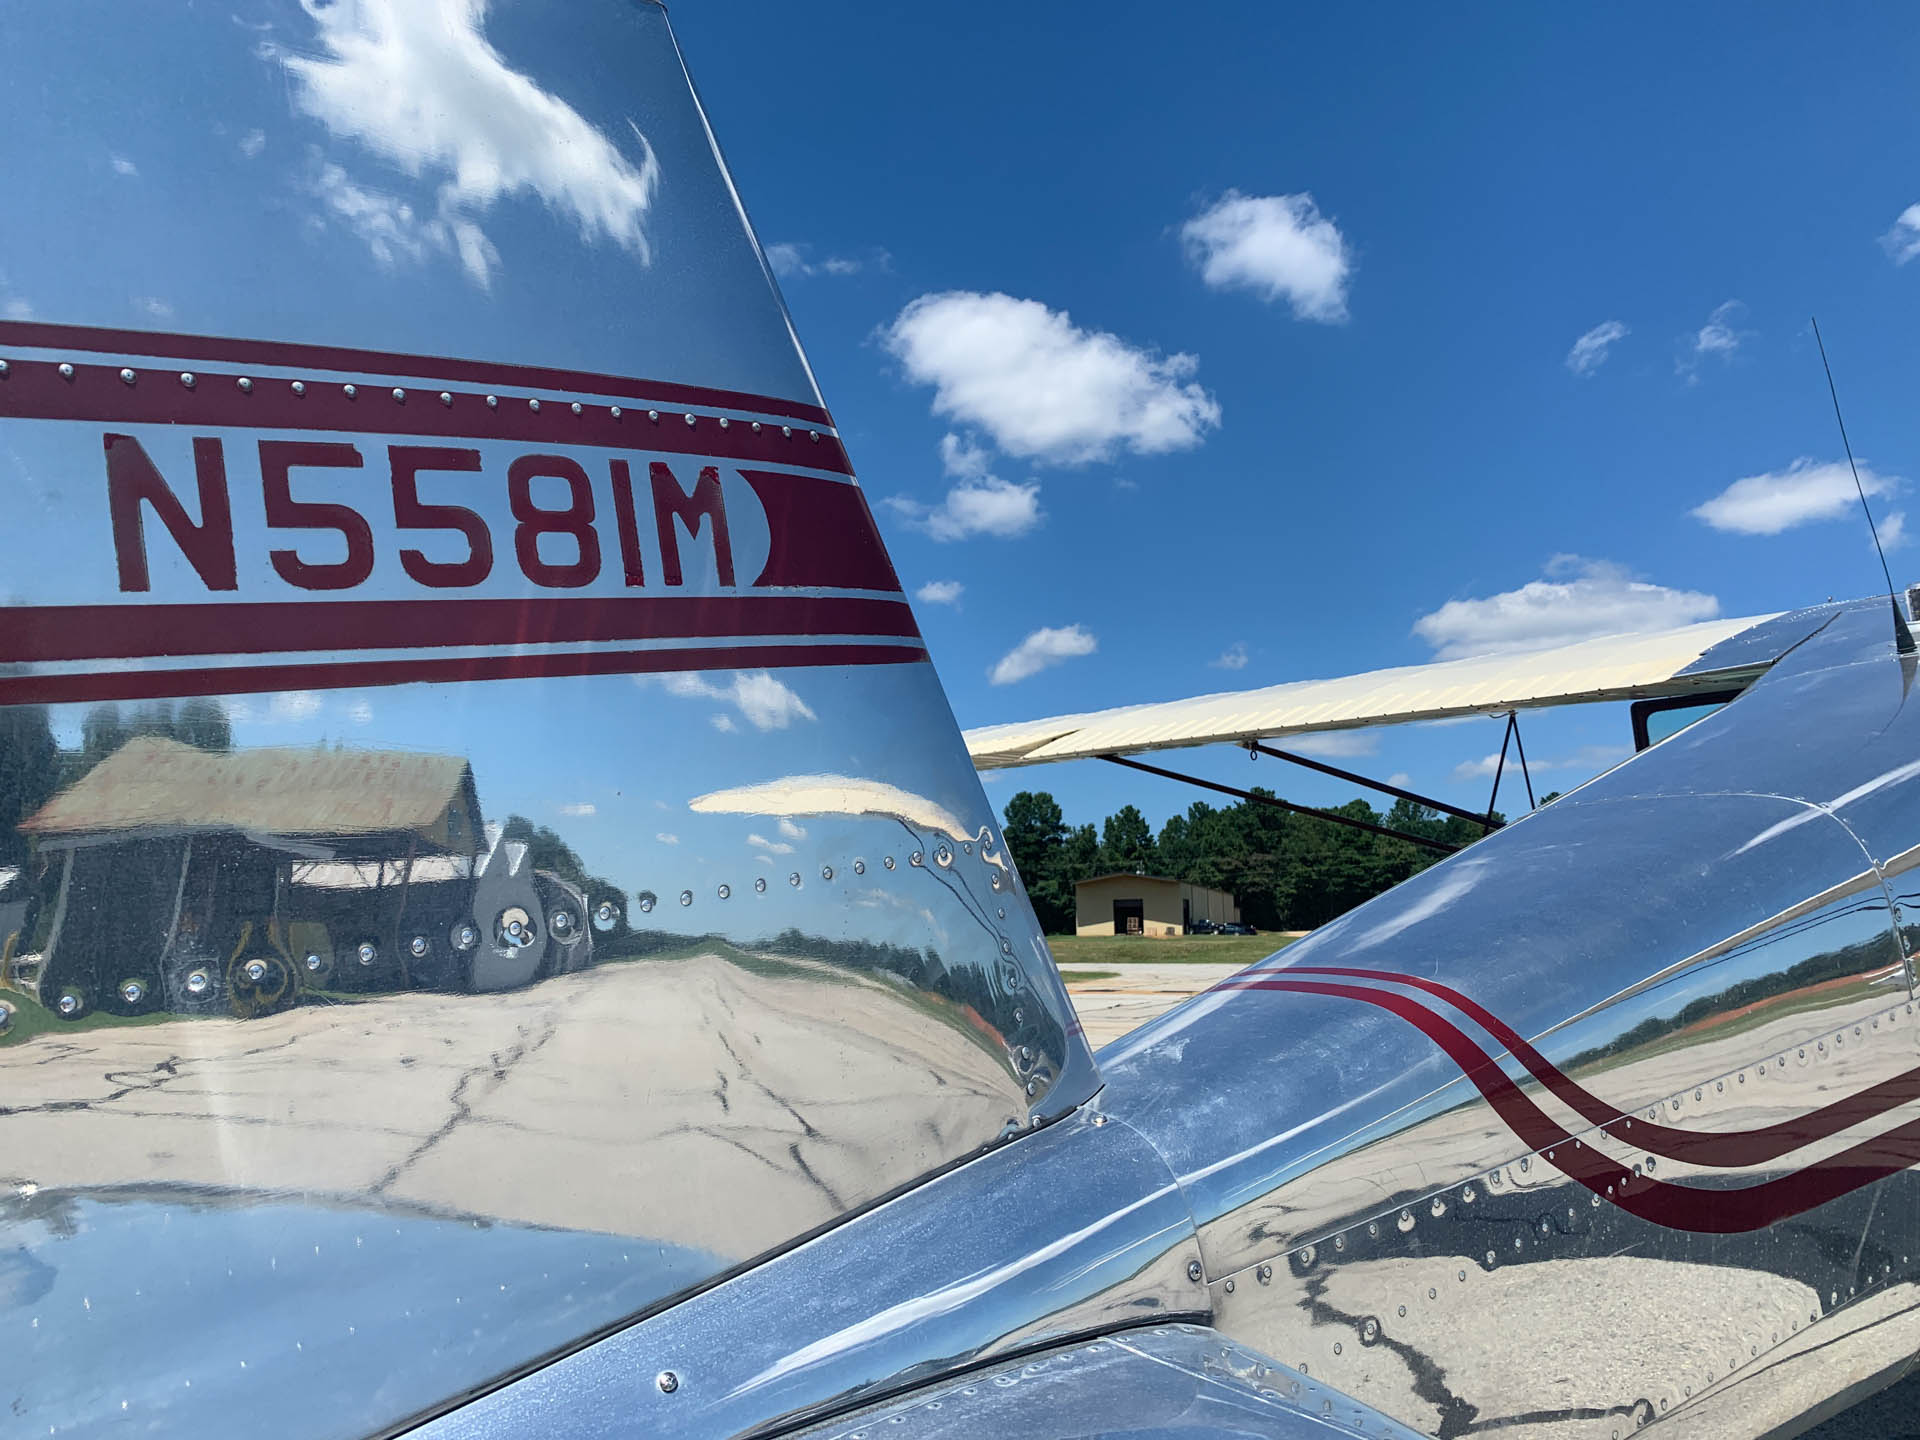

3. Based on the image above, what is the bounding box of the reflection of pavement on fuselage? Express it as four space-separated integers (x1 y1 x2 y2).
0 952 1019 1258
1064 964 1248 1049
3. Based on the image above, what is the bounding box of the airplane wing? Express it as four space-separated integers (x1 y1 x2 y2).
964 607 1841 770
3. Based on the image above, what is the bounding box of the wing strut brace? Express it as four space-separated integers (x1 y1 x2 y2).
1485 711 1535 820
1242 740 1501 833
1097 753 1462 855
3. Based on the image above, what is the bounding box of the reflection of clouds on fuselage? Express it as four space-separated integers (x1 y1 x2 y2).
274 0 661 288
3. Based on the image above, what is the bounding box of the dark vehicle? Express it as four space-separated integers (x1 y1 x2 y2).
1216 922 1257 936
1187 917 1219 935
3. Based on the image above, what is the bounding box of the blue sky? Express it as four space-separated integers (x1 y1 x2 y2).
671 1 1920 831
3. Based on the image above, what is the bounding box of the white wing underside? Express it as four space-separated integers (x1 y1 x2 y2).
964 614 1778 770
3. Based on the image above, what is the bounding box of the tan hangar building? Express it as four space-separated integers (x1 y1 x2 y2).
1073 873 1240 937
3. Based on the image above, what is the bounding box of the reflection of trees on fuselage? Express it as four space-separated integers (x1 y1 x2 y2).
1004 788 1499 934
499 815 628 940
1562 928 1903 1075
0 700 58 868
73 700 231 781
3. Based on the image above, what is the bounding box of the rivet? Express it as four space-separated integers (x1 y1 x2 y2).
58 362 75 380
486 394 498 408
1299 1245 1316 1266
611 406 623 419
655 1370 678 1394
1224 1278 1235 1294
180 372 196 388
1257 1265 1272 1284
1333 1233 1345 1251
751 421 763 433
0 359 9 377
528 398 541 412
570 401 583 415
809 430 820 442
1428 1287 1437 1299
237 376 253 392
1092 1113 1107 1127
119 367 136 384
719 416 730 429
1367 1221 1379 1238
392 387 406 402
1520 1156 1530 1172
439 391 453 406
1026 1079 1037 1096
1332 1342 1342 1356
754 877 767 893
717 884 731 900
1186 1260 1203 1282
648 409 660 422
684 412 696 427
343 383 357 398
782 425 793 438
1397 1305 1407 1317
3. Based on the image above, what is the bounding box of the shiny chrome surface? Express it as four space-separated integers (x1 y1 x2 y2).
0 4 1091 1436
413 1110 1206 1440
1095 599 1920 1436
788 1325 1428 1440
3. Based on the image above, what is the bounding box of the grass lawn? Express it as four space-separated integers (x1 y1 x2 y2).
1045 934 1297 969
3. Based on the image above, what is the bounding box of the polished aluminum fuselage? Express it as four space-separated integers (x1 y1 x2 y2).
3 6 1918 1439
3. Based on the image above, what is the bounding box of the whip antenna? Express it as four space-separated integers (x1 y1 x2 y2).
1811 315 1913 654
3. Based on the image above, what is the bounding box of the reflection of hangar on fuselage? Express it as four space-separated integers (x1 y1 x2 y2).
15 736 592 1021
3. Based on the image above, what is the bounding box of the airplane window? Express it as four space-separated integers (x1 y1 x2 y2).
1629 689 1745 751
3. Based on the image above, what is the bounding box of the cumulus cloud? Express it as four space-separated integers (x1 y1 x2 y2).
657 671 816 730
990 625 1097 685
939 432 993 481
1678 301 1747 380
882 291 1220 465
1210 642 1249 670
1881 511 1909 552
1181 190 1351 323
885 477 1041 542
777 817 807 840
1565 320 1628 376
711 713 737 733
747 833 795 855
1691 457 1898 536
655 832 678 844
1413 557 1720 660
1882 204 1920 264
560 802 596 817
916 579 964 606
280 0 659 287
110 154 138 177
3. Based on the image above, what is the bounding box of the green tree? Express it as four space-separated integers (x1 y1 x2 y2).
1002 790 1076 933
0 704 57 866
1096 804 1157 874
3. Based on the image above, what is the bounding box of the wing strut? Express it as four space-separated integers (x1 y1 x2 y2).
1244 740 1501 833
1097 754 1462 855
1485 711 1536 818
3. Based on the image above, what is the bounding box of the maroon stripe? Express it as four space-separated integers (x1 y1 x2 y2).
1222 976 1920 1233
0 643 926 707
0 320 835 427
744 469 902 592
1271 963 1920 1169
1 596 921 665
0 359 853 474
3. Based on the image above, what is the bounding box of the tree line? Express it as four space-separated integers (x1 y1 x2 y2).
1001 787 1508 934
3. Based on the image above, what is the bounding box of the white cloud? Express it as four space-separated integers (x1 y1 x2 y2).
661 670 816 731
269 691 323 722
1210 642 1249 670
1455 744 1631 780
1678 301 1747 380
1386 772 1413 789
1413 557 1719 660
110 154 138 177
135 297 174 321
347 701 373 725
766 241 872 278
1881 511 1908 552
1882 204 1920 264
939 432 993 481
280 0 659 288
2 298 33 321
655 832 679 845
747 833 795 855
311 159 501 285
560 802 596 817
885 477 1041 542
239 129 267 159
916 579 965 606
1285 731 1379 758
1691 457 1898 536
1565 320 1628 376
1181 190 1351 323
990 625 1097 685
711 713 737 733
777 817 807 840
882 291 1220 465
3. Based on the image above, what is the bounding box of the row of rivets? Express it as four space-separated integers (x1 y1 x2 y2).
0 358 829 441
